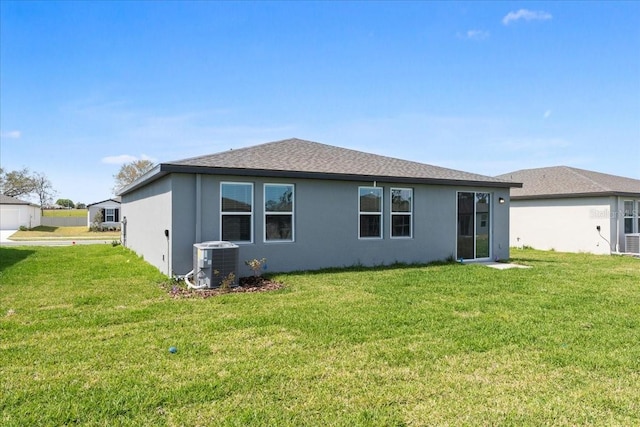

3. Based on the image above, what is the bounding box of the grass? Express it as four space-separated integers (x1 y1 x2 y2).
9 226 120 241
1 247 638 426
42 209 87 218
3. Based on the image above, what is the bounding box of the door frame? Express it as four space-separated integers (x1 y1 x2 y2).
456 191 493 261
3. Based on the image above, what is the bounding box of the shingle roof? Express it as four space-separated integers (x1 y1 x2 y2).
497 166 640 199
119 138 520 195
87 197 121 207
0 194 36 205
173 138 516 183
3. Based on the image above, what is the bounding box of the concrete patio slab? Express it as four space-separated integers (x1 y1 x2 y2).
481 261 531 270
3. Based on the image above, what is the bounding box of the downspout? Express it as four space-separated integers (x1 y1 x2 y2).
615 197 620 253
196 174 202 243
121 216 127 247
164 229 170 276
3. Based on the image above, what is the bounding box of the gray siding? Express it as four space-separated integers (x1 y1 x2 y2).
124 173 511 276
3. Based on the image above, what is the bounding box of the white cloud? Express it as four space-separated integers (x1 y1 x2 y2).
0 130 22 139
502 9 552 25
461 30 490 41
101 154 156 165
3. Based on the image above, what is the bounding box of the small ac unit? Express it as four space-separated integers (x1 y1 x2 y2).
192 241 239 288
625 234 640 254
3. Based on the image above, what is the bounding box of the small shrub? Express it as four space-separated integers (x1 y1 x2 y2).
19 226 28 231
245 258 267 277
219 272 236 292
91 210 103 231
111 240 121 247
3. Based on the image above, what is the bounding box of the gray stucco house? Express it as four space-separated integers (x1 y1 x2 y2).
118 138 521 277
497 166 640 255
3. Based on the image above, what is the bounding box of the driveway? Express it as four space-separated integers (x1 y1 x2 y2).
0 229 18 243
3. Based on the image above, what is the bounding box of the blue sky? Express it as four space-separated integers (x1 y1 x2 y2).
1 1 639 205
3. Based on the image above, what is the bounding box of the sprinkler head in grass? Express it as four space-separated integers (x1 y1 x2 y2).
169 346 177 354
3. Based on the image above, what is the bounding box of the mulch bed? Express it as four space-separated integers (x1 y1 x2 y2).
167 276 283 299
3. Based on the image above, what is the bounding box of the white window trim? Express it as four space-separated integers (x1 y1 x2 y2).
220 181 254 244
358 186 383 239
264 183 295 243
105 208 115 222
390 187 413 239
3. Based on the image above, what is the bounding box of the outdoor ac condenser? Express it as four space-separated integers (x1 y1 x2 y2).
625 234 640 254
192 241 239 288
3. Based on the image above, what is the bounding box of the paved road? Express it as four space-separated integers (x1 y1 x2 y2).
0 230 113 246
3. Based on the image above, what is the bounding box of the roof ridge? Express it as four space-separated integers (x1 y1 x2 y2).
497 165 640 199
168 137 314 164
563 166 615 192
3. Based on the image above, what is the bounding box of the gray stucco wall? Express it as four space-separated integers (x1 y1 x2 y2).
123 173 512 276
121 176 173 275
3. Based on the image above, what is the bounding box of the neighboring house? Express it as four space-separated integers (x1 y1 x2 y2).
0 194 41 230
87 198 121 229
497 166 640 255
118 138 520 276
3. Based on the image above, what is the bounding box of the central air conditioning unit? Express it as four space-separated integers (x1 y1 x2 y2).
192 241 239 288
625 234 640 254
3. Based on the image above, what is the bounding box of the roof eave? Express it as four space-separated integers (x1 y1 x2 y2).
116 164 166 196
156 164 520 188
87 198 121 207
511 191 640 200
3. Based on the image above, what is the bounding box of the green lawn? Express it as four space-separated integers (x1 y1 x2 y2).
1 247 638 426
42 209 87 218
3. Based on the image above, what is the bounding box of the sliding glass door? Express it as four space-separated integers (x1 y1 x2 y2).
457 192 491 260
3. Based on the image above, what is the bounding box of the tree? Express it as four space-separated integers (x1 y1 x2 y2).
56 198 75 208
0 168 56 209
90 209 104 231
113 160 154 194
33 172 56 210
0 167 37 198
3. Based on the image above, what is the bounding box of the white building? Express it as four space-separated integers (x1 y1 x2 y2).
497 166 640 255
87 198 121 229
0 194 41 230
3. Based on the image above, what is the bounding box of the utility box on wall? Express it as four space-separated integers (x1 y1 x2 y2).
192 241 239 288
